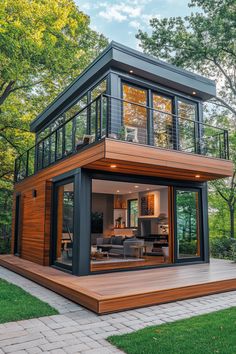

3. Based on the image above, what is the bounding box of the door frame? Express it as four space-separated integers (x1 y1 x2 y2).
173 186 204 263
51 176 75 272
14 194 22 256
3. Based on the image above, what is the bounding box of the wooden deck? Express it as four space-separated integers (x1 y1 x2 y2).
0 255 236 314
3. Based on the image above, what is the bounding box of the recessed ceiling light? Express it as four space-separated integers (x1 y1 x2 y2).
146 188 150 191
195 174 200 178
129 70 133 73
129 191 132 194
192 91 196 95
134 185 139 188
110 164 117 168
116 190 120 193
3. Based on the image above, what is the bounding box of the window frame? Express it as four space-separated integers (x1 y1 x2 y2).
127 198 139 228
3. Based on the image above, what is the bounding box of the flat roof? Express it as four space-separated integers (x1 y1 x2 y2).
30 41 216 132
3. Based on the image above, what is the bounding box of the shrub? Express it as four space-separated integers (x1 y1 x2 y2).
210 237 236 260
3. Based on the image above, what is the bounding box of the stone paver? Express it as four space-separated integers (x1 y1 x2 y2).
0 266 236 353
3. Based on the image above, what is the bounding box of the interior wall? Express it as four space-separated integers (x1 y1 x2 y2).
91 193 114 243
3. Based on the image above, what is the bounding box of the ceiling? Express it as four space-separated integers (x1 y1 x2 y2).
92 179 167 195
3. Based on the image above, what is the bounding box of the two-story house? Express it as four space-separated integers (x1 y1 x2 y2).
1 42 234 313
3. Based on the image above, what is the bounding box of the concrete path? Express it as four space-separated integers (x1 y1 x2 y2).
0 266 236 354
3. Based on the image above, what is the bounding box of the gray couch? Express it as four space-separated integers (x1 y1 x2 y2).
96 236 144 258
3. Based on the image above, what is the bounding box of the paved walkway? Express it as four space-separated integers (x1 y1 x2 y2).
0 266 236 354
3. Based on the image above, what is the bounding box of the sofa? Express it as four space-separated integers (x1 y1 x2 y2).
96 236 144 258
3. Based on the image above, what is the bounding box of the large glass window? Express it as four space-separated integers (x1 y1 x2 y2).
153 94 173 149
175 189 201 260
91 80 107 101
122 84 147 145
90 80 107 139
53 181 74 270
90 179 170 272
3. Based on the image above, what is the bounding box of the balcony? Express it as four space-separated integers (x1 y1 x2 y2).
15 94 230 182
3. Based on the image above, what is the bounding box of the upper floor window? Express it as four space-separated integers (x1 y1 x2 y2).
122 83 147 145
153 94 173 149
91 80 107 101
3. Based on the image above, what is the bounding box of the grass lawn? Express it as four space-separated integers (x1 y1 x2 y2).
108 307 236 354
0 279 58 324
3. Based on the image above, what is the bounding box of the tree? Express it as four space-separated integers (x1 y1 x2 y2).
0 0 108 242
0 0 107 182
137 0 236 238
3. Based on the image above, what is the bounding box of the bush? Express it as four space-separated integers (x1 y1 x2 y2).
210 237 236 260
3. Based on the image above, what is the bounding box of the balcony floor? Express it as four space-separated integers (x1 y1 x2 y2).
0 255 236 314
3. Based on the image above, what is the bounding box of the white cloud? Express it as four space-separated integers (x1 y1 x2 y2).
129 20 141 29
98 0 161 29
99 7 127 22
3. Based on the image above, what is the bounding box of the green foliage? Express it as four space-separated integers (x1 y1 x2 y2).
137 0 236 117
137 0 236 239
210 237 235 259
0 0 108 241
108 307 236 354
0 0 107 181
0 279 58 323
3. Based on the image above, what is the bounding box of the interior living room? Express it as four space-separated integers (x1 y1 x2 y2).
90 179 171 272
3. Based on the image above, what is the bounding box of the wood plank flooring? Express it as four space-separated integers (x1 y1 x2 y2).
0 255 236 314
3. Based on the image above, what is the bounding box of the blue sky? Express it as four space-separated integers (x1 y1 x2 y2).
75 0 193 50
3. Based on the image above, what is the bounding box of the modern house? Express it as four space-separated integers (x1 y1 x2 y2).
1 42 234 313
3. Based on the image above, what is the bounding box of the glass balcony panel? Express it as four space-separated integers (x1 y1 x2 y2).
43 137 50 167
50 133 56 164
27 147 35 176
65 120 73 155
56 128 63 160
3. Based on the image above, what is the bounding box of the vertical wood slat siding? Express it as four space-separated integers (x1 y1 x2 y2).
44 181 52 266
11 143 106 265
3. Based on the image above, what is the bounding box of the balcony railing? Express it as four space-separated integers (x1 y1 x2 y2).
14 94 229 182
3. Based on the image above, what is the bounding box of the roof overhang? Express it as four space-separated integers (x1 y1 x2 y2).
30 42 216 133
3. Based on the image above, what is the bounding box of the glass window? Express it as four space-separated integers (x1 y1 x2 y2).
43 137 50 168
177 100 197 153
56 127 63 160
64 120 73 155
91 80 107 101
153 94 173 149
176 190 201 259
54 181 74 269
65 95 87 121
50 133 56 164
122 84 147 144
128 199 138 227
90 179 170 272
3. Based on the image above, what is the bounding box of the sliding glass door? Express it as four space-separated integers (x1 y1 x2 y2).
52 179 74 271
174 188 202 262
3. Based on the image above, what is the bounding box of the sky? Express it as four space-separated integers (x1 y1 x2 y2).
75 0 193 50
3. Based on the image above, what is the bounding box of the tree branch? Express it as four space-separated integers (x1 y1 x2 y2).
0 81 16 106
213 59 236 96
211 96 236 116
0 133 21 153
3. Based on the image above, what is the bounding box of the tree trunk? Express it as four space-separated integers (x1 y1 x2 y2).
229 205 235 239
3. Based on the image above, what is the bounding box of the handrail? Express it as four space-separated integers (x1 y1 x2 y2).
14 93 230 182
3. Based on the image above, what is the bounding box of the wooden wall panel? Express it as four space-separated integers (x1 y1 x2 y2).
44 181 53 266
20 181 46 265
